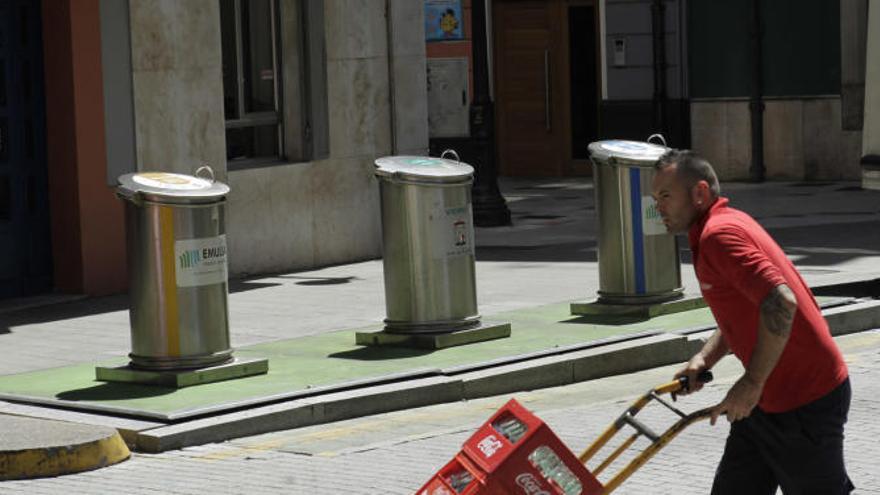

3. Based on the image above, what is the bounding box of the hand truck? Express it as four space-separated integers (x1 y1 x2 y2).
417 371 714 495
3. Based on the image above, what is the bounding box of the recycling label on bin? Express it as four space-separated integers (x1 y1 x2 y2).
174 235 228 287
432 203 475 260
641 196 668 236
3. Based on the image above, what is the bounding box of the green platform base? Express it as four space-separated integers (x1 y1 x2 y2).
355 321 511 349
570 295 706 318
95 357 269 388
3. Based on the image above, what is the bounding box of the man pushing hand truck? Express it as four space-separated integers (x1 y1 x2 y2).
652 150 853 494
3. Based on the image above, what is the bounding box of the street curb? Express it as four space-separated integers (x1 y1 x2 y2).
131 334 694 452
455 334 692 399
0 416 130 480
134 376 464 453
824 299 880 336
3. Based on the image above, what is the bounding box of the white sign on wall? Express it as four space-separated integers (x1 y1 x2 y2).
427 57 470 138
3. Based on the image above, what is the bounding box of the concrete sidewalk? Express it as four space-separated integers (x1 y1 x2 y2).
2 178 880 470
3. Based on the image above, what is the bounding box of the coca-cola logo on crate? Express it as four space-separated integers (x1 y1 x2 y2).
476 434 504 458
515 473 551 495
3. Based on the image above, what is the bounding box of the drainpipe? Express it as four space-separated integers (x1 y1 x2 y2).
651 0 667 137
749 0 765 182
385 0 398 153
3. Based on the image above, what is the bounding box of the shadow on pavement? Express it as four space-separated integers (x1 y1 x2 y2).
228 280 283 293
56 382 175 402
476 241 597 263
328 346 435 361
561 314 652 326
0 295 130 335
275 275 360 286
813 279 880 298
0 280 283 334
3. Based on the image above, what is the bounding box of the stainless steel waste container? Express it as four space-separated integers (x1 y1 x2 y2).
375 154 480 333
116 167 233 369
589 139 683 304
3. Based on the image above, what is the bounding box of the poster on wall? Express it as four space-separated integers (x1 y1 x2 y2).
425 0 463 41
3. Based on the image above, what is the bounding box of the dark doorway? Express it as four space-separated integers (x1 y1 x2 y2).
568 5 598 160
0 1 52 299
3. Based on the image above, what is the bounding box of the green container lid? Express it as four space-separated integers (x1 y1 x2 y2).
374 155 474 185
588 140 670 168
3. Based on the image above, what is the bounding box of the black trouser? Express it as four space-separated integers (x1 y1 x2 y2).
711 378 854 495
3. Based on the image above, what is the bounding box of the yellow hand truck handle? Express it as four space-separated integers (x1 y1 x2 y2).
578 371 714 494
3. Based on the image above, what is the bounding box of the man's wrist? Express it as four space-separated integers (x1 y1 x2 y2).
742 371 766 388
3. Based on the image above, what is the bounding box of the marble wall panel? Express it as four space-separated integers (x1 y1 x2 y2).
310 157 382 265
802 99 838 179
763 100 804 180
226 164 317 275
129 0 225 177
393 54 430 154
130 0 221 71
690 101 728 173
325 0 388 61
327 57 393 159
690 101 752 181
389 0 426 58
691 98 862 182
131 67 226 177
725 101 752 180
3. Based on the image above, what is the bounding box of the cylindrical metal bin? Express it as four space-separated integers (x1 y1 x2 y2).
375 154 480 333
116 167 233 370
589 139 683 304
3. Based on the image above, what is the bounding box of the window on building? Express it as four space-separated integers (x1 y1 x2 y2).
220 0 328 170
220 0 282 166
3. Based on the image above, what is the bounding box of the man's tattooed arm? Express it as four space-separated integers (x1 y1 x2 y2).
742 283 798 390
759 284 797 337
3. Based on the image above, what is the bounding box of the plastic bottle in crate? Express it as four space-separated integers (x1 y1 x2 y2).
491 415 527 443
528 445 583 495
445 469 475 494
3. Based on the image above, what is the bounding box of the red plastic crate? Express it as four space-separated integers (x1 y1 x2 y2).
418 455 488 495
417 399 604 495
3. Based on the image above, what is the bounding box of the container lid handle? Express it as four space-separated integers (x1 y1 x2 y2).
646 134 667 147
115 186 142 206
441 149 461 163
195 165 216 183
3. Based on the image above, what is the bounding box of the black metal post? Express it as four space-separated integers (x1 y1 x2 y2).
749 0 765 182
469 0 511 227
651 0 668 137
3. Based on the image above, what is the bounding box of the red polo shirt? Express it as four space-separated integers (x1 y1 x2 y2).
689 198 848 413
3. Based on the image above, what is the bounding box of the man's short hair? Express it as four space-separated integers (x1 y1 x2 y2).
655 149 721 197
